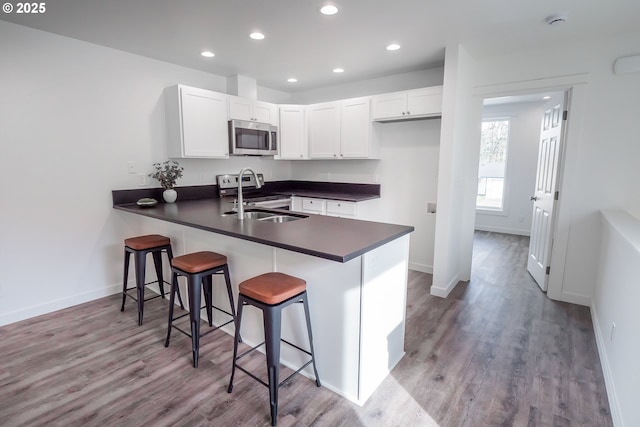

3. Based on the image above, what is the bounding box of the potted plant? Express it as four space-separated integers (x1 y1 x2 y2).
149 160 184 203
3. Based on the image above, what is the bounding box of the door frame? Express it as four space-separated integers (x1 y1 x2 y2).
471 74 589 304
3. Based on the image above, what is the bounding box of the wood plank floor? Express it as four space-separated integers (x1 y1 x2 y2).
0 231 612 426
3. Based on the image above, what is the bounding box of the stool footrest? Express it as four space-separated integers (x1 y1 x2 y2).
171 318 235 340
123 279 172 303
232 338 315 390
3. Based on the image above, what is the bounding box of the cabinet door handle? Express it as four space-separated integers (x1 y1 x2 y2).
407 111 410 115
402 112 406 115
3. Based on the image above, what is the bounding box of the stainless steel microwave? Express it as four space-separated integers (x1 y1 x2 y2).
228 119 278 156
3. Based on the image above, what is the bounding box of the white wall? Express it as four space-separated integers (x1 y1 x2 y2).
0 21 290 325
474 102 544 236
592 210 640 427
290 119 441 273
431 43 480 297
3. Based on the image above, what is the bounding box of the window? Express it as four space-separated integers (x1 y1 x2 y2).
477 119 510 211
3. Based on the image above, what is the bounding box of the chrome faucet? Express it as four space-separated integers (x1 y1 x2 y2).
237 167 261 220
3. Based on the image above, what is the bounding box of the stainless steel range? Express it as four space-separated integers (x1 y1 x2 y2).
216 173 292 210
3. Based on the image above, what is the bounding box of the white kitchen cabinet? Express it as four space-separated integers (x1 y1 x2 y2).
229 95 278 125
165 85 229 159
278 105 308 159
293 197 358 218
308 101 341 158
301 197 326 215
309 97 375 159
326 200 356 218
371 86 442 121
340 97 372 158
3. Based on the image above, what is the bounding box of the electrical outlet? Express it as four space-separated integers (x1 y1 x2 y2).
137 173 146 186
610 322 616 341
427 202 437 214
127 161 136 174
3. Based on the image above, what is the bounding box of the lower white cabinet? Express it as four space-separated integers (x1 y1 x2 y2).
301 197 326 214
326 200 357 218
293 197 357 218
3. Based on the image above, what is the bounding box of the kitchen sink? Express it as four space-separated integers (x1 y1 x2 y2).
222 209 307 223
258 215 303 223
222 210 274 220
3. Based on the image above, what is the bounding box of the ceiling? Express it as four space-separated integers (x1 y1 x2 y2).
2 0 639 92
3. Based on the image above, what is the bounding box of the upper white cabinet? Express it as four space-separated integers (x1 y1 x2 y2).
165 85 229 159
308 97 376 159
372 86 443 121
278 105 308 160
308 101 341 158
229 95 278 125
340 97 372 158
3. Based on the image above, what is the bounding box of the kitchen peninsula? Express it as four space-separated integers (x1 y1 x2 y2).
113 188 413 405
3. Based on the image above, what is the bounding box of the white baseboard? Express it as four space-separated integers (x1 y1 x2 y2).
408 262 433 274
474 225 531 236
558 291 591 307
430 273 460 298
0 284 122 327
590 303 622 427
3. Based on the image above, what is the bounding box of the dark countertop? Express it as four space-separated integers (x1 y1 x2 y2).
113 198 413 263
266 180 380 202
280 190 378 202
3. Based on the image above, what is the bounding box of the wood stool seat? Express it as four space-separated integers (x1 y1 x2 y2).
228 272 321 426
165 251 237 368
124 234 171 251
121 234 184 325
172 251 228 273
239 272 306 305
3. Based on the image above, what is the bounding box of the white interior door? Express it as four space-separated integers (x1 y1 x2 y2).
527 92 567 291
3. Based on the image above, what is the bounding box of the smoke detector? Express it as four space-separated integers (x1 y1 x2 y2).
546 14 568 26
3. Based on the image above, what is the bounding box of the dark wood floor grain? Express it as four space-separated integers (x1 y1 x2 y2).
0 231 612 426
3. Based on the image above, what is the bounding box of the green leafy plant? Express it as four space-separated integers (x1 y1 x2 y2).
149 160 184 190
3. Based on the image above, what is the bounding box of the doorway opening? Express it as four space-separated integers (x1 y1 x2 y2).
473 90 567 292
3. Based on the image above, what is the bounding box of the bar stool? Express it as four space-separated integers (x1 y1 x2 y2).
165 251 238 368
227 272 321 426
121 234 184 325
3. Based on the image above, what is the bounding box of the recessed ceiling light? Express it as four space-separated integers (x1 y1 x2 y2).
333 68 344 73
287 78 298 83
201 50 215 58
543 96 551 100
249 32 265 40
320 5 339 15
386 43 401 51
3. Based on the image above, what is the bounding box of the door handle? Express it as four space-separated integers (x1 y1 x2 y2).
530 196 538 201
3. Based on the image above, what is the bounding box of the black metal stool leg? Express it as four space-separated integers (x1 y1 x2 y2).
166 246 185 309
121 249 131 312
165 271 179 347
151 250 165 298
188 273 203 368
222 265 241 342
264 305 282 426
227 296 245 393
302 293 321 387
133 250 146 326
202 275 213 327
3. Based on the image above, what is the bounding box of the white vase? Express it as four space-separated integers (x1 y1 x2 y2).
163 189 177 203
